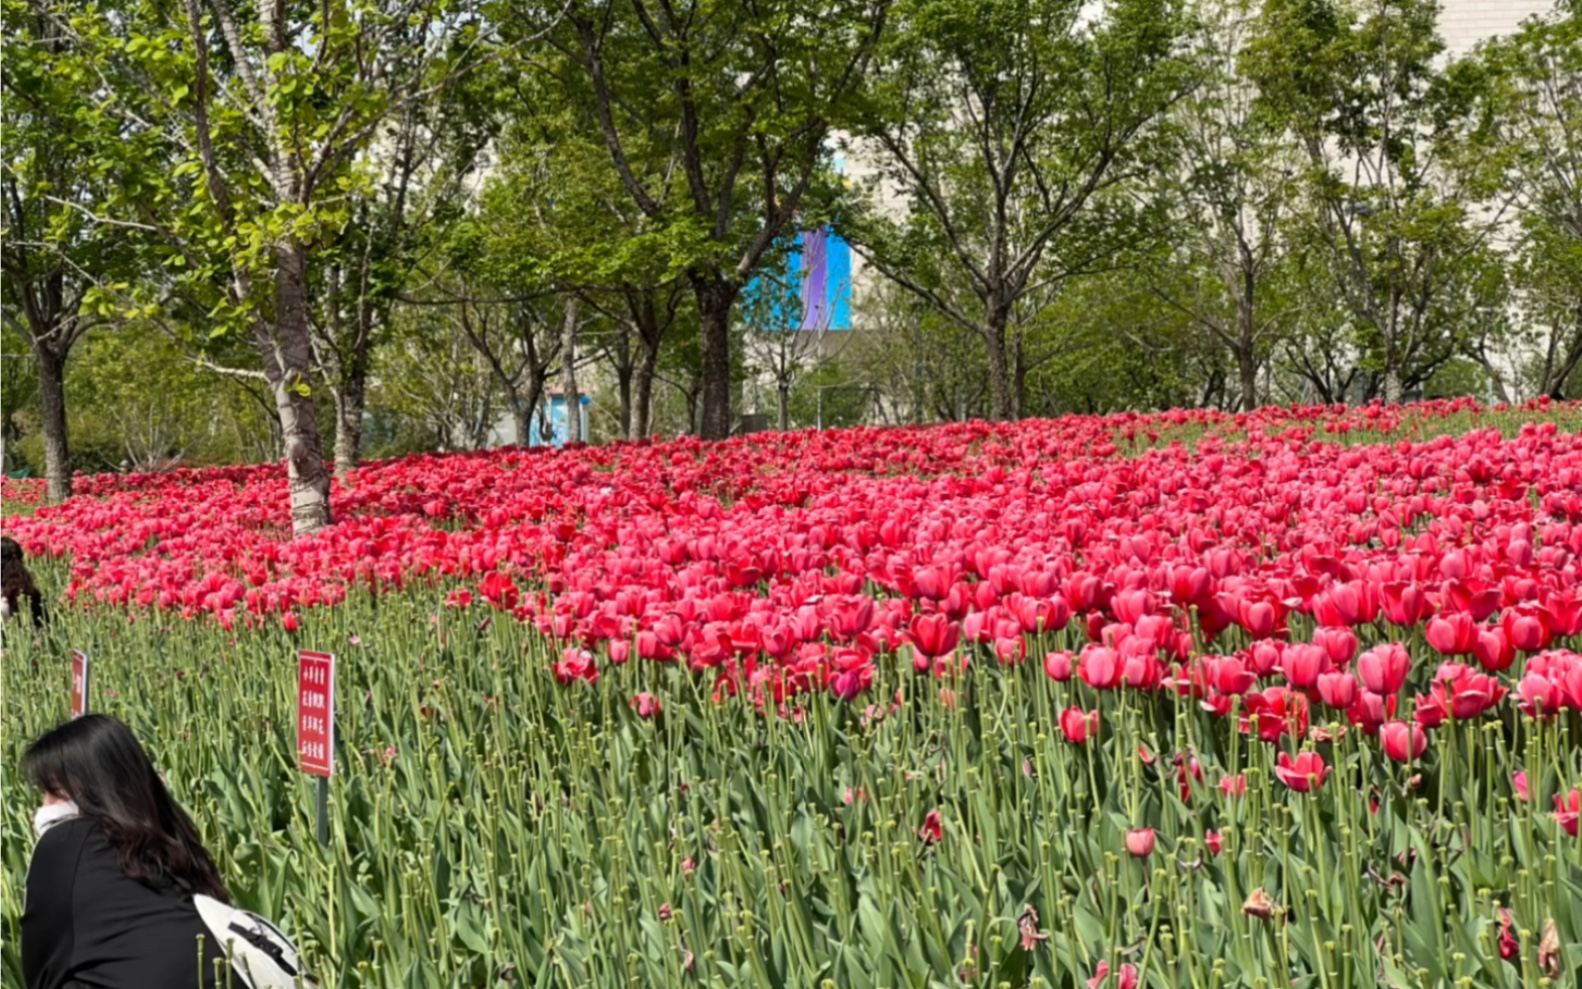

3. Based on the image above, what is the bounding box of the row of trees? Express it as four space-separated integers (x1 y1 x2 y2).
2 0 1578 533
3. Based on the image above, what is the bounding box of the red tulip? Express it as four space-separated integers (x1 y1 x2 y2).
919 809 944 844
1204 829 1223 855
1473 627 1516 672
552 648 599 685
1124 828 1156 857
1316 671 1359 709
1078 645 1124 690
1219 774 1247 797
1381 582 1433 627
1428 662 1507 719
1518 673 1564 718
906 613 960 659
1242 688 1309 743
1320 580 1379 627
1357 643 1411 696
1380 720 1427 762
1555 789 1580 837
1498 910 1519 962
1502 605 1553 653
1348 690 1392 734
479 571 520 611
1012 594 1071 634
1512 771 1530 803
1312 626 1359 666
1246 640 1284 677
1043 650 1074 682
1413 691 1447 729
1060 706 1099 743
1280 643 1329 690
630 692 662 719
1205 655 1257 695
1274 751 1330 792
1425 613 1479 656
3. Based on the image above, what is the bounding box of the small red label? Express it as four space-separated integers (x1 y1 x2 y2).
297 651 335 777
70 650 90 718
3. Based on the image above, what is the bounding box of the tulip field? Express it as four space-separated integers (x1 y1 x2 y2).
3 398 1582 988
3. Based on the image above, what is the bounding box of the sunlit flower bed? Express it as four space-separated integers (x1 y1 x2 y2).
2 398 1579 987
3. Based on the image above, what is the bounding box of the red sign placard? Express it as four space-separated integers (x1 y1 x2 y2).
70 650 90 718
297 651 335 777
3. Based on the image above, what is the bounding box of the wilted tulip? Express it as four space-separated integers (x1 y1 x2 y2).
1017 904 1048 951
1243 888 1277 919
1087 961 1139 989
1538 918 1562 978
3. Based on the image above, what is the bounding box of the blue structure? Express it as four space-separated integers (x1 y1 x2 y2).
745 226 853 331
531 392 592 447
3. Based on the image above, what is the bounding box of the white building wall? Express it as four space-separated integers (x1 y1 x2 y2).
1438 0 1553 56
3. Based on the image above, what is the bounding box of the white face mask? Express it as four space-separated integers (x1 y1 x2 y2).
34 800 81 838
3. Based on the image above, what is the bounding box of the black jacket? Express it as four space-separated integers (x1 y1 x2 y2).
22 817 226 989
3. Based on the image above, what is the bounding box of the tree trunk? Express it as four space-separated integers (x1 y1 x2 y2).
1382 366 1403 405
1236 268 1260 412
561 295 581 444
684 385 700 436
34 343 71 503
777 381 791 431
333 371 365 481
513 398 533 447
1544 303 1582 399
1236 347 1259 414
259 240 333 536
522 368 547 447
611 324 634 440
982 315 1014 421
1011 336 1028 419
632 340 658 440
332 293 377 479
691 274 738 440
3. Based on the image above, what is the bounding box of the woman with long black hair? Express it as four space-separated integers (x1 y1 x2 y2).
21 714 229 989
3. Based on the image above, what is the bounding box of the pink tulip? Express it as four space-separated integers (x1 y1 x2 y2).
1043 650 1074 682
1124 828 1156 857
1380 720 1427 762
1060 707 1099 743
1078 645 1124 690
1316 671 1359 710
1357 643 1411 696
